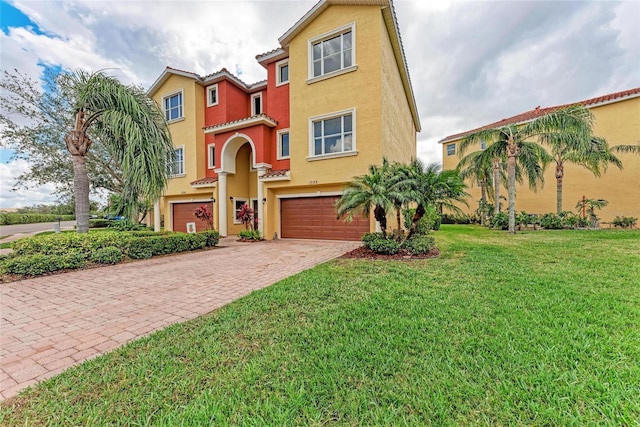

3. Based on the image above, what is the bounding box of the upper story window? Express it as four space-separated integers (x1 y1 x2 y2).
168 146 185 176
309 109 355 158
480 140 487 150
309 23 355 80
163 91 183 122
447 143 456 156
276 59 289 86
251 92 262 115
208 143 215 169
277 129 290 159
207 84 218 107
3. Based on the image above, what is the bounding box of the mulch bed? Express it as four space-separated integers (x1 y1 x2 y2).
340 246 440 260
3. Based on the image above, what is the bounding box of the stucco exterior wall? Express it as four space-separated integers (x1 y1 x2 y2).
380 17 416 164
288 5 384 187
441 96 640 222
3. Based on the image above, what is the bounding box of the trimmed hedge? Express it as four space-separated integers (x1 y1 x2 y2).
0 213 75 225
3 252 85 276
3 229 221 279
91 246 124 264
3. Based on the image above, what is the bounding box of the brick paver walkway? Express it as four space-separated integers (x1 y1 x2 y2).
0 238 359 400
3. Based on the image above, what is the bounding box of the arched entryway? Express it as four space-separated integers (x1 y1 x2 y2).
216 133 270 236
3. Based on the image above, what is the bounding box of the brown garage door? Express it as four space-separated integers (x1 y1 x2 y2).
172 202 213 233
281 196 370 241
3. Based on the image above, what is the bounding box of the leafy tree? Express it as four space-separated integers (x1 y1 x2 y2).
538 106 621 213
1 69 173 233
0 69 124 201
336 161 402 237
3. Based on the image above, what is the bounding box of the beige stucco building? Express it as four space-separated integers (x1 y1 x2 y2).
439 88 640 222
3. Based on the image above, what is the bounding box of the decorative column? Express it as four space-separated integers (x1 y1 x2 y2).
256 168 267 236
217 172 228 236
154 199 161 232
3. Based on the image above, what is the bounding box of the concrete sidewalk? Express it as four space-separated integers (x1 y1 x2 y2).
0 237 359 400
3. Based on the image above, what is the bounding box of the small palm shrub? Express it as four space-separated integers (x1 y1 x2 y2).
490 212 509 230
91 246 124 264
612 216 638 228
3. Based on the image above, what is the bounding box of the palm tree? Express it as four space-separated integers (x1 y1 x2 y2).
460 107 596 233
539 106 622 213
336 161 400 237
457 148 496 225
403 159 468 237
63 70 173 233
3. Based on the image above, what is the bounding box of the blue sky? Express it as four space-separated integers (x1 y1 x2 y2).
1 0 639 208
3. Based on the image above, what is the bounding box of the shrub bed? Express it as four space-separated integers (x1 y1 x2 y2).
0 213 75 225
2 229 221 279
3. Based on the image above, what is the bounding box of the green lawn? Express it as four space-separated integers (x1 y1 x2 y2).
2 225 639 426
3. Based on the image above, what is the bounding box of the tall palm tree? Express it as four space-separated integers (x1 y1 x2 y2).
63 70 173 233
336 161 401 237
403 159 468 237
460 107 594 233
459 136 506 217
457 148 496 225
537 105 621 213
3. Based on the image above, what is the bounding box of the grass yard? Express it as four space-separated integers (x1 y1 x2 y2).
2 225 639 425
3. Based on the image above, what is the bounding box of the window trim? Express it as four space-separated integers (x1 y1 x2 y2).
169 145 185 177
207 143 216 169
307 108 356 160
307 22 356 81
276 59 289 87
162 89 184 123
277 129 290 160
446 143 456 156
206 84 218 107
251 92 262 116
233 198 249 224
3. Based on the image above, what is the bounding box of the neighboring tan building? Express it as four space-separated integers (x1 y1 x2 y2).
439 88 640 223
148 0 420 240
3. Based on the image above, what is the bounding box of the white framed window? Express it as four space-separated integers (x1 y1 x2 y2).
163 90 183 122
309 109 355 158
233 198 248 224
447 143 456 156
168 146 185 176
207 84 218 107
277 129 290 159
276 59 289 86
309 23 355 80
480 140 487 150
251 92 262 115
208 143 216 169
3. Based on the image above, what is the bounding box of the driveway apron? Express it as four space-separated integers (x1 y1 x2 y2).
0 238 359 400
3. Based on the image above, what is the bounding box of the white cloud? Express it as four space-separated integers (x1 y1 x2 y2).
1 0 639 206
0 159 58 208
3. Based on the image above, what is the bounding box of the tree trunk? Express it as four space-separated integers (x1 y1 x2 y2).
555 161 564 214
493 158 500 216
395 204 402 232
480 182 487 226
65 112 92 233
374 204 387 237
72 154 91 233
507 151 517 234
407 203 425 238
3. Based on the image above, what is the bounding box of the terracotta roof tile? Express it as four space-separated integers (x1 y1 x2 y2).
203 113 278 132
261 169 290 179
440 87 640 143
190 176 218 186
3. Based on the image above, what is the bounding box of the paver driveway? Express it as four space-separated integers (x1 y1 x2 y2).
0 238 359 400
